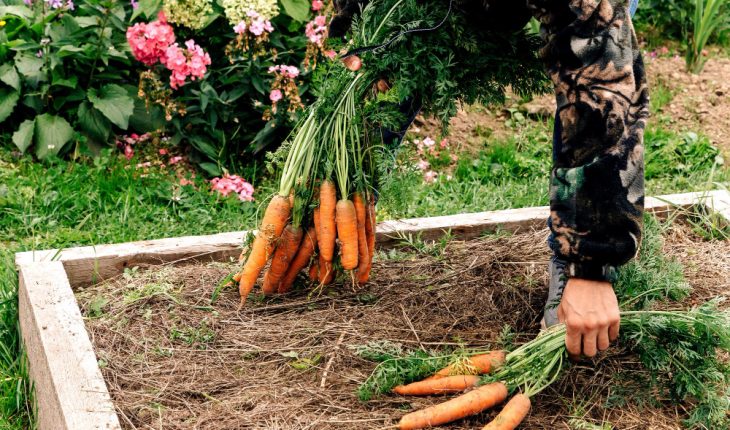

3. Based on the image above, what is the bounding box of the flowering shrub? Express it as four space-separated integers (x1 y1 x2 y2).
1 0 338 174
411 136 459 183
210 174 255 201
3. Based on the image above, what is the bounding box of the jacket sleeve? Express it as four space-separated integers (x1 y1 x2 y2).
530 0 650 280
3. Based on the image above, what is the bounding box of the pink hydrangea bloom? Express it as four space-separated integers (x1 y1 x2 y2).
234 21 247 34
126 12 176 66
269 89 283 102
163 40 211 89
312 0 323 11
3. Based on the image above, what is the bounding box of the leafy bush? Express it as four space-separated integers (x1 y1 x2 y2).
0 0 332 173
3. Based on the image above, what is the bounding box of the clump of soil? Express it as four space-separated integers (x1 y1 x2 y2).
77 221 728 429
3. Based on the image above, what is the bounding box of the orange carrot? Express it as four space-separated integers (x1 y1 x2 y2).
232 271 242 283
262 224 303 295
353 193 369 281
359 197 376 284
309 259 319 281
314 206 322 243
397 382 508 430
319 180 337 262
318 253 334 284
427 351 506 380
393 375 480 396
278 227 317 294
336 199 359 270
481 394 531 430
238 195 291 304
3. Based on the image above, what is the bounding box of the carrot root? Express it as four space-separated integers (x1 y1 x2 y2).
262 224 302 295
397 382 508 430
278 227 317 294
336 199 359 270
481 394 531 430
319 181 337 262
393 375 480 396
238 195 291 304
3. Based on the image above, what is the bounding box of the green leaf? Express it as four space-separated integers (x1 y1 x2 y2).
0 6 33 19
0 64 21 91
74 16 99 27
199 162 222 176
12 119 35 153
77 102 112 144
88 84 134 129
34 113 74 159
14 53 44 86
0 88 19 123
280 0 310 22
132 0 163 21
129 99 166 132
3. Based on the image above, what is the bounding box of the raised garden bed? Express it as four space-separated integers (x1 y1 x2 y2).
15 191 730 430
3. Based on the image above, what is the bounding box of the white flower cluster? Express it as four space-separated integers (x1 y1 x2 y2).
222 0 279 26
163 0 214 30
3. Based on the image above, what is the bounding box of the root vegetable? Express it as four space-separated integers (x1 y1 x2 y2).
238 195 291 304
278 227 317 294
427 351 506 380
354 193 369 280
319 181 337 262
397 382 508 430
393 375 480 396
309 259 319 281
319 254 334 285
359 197 376 284
481 394 531 430
336 199 359 270
262 224 303 295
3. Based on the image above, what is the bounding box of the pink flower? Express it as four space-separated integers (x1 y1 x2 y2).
246 9 259 18
136 161 152 168
249 19 265 36
312 0 323 11
422 137 435 147
285 66 299 78
325 50 336 59
314 15 327 27
424 170 438 183
440 138 448 148
210 174 255 201
126 13 176 66
180 178 194 186
416 159 430 171
124 145 134 160
168 156 184 165
163 40 211 89
159 148 168 155
234 21 247 34
269 89 283 102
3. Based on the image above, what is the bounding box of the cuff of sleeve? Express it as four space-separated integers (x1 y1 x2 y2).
566 261 618 283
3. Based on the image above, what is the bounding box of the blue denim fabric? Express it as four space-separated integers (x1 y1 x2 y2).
630 0 639 17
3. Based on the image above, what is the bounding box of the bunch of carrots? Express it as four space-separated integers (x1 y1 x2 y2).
234 67 381 303
358 305 730 429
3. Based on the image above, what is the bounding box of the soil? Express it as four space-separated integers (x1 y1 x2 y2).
412 55 730 157
76 219 730 430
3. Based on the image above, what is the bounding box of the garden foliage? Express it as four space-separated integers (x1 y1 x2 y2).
0 0 330 173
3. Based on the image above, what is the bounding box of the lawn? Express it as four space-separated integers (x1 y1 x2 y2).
1 50 729 430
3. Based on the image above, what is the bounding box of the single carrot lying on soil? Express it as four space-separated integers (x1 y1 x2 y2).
481 393 531 430
427 351 506 380
278 227 317 294
319 180 337 262
262 224 303 295
238 195 291 304
393 375 480 396
397 382 508 430
336 199 359 270
354 192 369 279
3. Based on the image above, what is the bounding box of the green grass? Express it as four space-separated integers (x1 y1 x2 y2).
0 105 728 427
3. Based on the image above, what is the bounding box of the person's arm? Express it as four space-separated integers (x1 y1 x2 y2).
534 0 649 356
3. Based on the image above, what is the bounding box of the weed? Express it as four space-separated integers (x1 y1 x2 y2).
392 230 453 258
168 321 216 349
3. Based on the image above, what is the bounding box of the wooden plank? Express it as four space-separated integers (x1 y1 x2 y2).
14 191 723 287
18 262 121 430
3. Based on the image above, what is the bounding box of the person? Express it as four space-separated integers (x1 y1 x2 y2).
330 0 648 359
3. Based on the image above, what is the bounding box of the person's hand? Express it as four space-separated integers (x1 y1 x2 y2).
557 278 620 358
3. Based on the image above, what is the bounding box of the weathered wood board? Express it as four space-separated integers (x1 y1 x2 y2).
15 190 730 430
